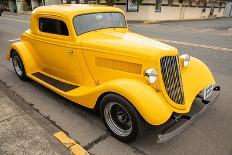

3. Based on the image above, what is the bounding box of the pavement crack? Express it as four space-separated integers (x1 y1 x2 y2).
68 105 105 130
63 143 76 149
83 132 110 150
27 78 106 131
130 145 148 155
0 113 24 123
0 79 62 134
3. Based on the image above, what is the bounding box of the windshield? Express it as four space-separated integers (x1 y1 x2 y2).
73 12 127 35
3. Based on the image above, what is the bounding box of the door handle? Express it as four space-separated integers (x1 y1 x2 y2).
67 50 74 54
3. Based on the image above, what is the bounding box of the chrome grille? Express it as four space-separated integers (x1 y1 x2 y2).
160 56 184 104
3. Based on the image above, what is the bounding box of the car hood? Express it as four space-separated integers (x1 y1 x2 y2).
81 29 178 60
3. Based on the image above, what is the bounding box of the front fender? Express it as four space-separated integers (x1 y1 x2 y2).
7 41 42 75
99 80 173 125
178 57 216 113
69 79 173 126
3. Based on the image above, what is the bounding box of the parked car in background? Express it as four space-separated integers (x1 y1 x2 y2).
7 4 220 143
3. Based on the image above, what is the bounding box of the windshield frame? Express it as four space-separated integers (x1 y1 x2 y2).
73 11 127 36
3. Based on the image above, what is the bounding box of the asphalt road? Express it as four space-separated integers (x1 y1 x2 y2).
0 14 232 155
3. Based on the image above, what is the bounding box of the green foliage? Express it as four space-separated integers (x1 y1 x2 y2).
131 0 144 5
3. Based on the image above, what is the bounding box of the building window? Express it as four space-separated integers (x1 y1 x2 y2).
196 1 199 7
189 0 192 7
168 0 173 6
155 0 162 12
88 0 97 4
39 18 69 36
127 0 138 12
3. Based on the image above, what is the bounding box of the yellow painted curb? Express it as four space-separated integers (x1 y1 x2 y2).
54 131 89 155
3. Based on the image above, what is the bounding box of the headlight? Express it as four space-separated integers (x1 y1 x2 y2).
180 54 190 67
144 68 158 84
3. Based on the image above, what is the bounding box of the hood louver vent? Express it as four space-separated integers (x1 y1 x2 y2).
95 57 141 74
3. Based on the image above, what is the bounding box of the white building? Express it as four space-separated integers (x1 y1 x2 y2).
113 0 226 21
7 0 62 13
5 0 228 21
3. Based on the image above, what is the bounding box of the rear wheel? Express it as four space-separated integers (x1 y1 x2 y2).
100 93 145 142
12 51 28 81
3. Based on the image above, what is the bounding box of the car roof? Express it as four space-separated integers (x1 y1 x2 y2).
33 4 124 17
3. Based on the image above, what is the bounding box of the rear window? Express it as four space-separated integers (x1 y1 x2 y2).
39 18 69 36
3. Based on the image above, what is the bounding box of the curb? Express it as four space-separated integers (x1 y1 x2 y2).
54 131 90 155
128 16 226 24
2 12 31 16
0 80 72 155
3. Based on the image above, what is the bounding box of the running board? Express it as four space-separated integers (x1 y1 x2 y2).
31 72 79 92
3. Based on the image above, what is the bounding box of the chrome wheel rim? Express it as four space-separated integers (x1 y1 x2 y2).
13 56 23 76
104 102 132 137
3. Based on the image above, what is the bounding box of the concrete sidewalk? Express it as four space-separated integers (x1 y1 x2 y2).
0 81 72 155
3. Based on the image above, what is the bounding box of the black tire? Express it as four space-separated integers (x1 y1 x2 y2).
11 51 28 81
100 93 145 142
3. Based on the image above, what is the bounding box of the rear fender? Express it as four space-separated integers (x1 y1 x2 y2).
7 41 42 75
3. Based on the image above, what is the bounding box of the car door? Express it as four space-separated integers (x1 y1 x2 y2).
31 15 83 85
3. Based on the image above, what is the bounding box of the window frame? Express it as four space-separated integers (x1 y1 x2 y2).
72 12 128 36
39 17 69 36
36 15 71 41
155 0 162 12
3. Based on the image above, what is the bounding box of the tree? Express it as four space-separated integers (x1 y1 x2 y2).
132 0 143 5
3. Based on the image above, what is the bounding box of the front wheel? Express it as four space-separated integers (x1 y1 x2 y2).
100 93 145 142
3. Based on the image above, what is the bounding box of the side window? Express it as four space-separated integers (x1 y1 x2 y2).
39 18 69 36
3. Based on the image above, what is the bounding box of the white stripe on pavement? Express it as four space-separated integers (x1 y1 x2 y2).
155 38 232 52
0 17 29 23
9 38 20 42
228 28 232 31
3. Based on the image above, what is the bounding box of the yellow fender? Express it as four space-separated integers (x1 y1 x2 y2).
69 79 173 126
7 41 43 75
98 79 173 125
178 57 216 113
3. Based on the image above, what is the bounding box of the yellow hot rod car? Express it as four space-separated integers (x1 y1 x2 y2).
7 4 220 143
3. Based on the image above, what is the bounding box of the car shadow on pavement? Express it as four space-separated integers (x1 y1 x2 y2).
24 78 207 150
